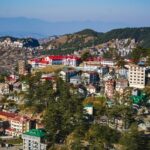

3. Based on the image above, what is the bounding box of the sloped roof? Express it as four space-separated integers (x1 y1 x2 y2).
23 129 47 138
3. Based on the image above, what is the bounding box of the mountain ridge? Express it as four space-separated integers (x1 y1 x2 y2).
0 17 133 38
43 27 150 49
1 27 150 49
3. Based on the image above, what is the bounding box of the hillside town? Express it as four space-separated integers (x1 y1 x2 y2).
0 34 150 149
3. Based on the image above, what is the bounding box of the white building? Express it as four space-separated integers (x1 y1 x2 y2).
22 129 47 150
29 55 81 68
84 104 93 115
101 59 116 67
128 64 146 89
70 76 81 85
86 84 96 94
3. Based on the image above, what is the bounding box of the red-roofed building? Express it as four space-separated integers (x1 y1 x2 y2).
0 111 17 120
29 55 81 68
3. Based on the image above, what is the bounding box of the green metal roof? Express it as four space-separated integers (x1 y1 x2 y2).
24 129 47 138
84 104 93 107
130 92 147 105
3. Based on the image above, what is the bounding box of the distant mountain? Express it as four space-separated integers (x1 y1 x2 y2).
43 27 150 50
0 17 130 38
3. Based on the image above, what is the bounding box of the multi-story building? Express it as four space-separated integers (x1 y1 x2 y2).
89 72 100 85
0 111 35 137
115 67 128 78
104 80 115 99
115 79 128 93
128 64 146 89
101 59 116 67
18 60 25 75
29 55 81 68
22 129 47 150
8 116 34 137
59 69 78 82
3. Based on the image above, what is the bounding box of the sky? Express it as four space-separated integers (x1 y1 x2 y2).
0 0 150 37
0 0 150 24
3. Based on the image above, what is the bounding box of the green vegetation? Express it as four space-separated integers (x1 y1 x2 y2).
0 74 5 82
6 138 23 145
86 124 120 149
119 124 145 150
41 48 76 55
22 73 148 149
81 51 92 61
44 77 85 144
129 47 150 63
24 73 53 112
76 29 102 37
43 27 150 55
97 27 150 48
22 38 39 47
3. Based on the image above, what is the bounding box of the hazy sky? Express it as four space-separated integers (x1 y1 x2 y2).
0 0 150 25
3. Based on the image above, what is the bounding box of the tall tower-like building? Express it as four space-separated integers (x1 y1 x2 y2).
104 80 115 99
18 60 25 75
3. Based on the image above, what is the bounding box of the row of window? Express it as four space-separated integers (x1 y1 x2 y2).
130 72 144 75
130 78 144 81
130 76 144 79
130 82 144 84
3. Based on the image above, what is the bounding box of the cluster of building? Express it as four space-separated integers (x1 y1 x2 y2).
28 55 118 69
0 74 48 149
0 38 23 48
2 55 150 106
96 38 136 57
0 50 150 149
112 38 136 57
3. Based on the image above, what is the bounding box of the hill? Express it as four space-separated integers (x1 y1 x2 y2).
0 36 39 73
98 27 150 48
43 27 150 50
0 36 39 47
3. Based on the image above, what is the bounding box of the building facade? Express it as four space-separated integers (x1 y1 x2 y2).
104 80 115 99
115 79 128 93
0 111 35 137
22 129 47 150
128 64 146 89
29 55 81 68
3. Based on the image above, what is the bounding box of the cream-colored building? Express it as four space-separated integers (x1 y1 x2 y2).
128 64 146 89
